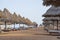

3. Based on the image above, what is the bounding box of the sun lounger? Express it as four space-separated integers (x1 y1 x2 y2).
48 30 60 35
48 30 60 33
2 29 11 32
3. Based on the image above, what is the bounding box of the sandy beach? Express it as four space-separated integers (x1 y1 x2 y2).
0 27 59 40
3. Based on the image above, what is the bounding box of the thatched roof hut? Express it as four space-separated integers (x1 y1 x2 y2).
43 6 60 17
43 17 60 21
43 17 60 25
43 0 60 6
42 6 60 30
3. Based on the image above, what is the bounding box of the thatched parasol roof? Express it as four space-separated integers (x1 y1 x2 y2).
18 15 24 24
25 18 33 25
0 10 11 25
0 10 3 18
12 12 19 24
43 0 60 6
0 10 6 25
3 8 13 22
0 10 5 18
21 17 27 24
32 22 37 26
43 6 60 17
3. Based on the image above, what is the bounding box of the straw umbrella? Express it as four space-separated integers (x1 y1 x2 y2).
43 6 60 30
43 0 60 6
25 18 33 26
32 22 38 28
18 15 24 28
22 17 27 24
12 12 19 30
0 10 5 33
20 17 27 28
3 8 12 30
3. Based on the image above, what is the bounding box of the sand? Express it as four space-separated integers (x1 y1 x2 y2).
0 27 60 40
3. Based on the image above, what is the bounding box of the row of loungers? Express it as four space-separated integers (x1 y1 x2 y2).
1 26 36 32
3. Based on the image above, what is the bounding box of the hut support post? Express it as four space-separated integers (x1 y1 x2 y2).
53 21 54 30
5 21 7 30
0 25 1 33
57 20 58 30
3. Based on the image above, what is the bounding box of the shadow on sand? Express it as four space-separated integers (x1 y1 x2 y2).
33 33 60 36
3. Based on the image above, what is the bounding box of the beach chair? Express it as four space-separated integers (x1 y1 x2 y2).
2 29 11 32
48 30 60 36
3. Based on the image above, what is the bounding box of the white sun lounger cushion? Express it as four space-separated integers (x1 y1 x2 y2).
48 30 60 33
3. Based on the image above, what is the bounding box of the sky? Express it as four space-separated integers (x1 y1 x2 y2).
0 0 50 25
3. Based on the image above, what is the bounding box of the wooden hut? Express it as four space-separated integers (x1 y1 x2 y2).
43 17 60 30
43 6 60 30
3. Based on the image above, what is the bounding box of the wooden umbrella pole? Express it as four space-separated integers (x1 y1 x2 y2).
23 24 24 28
5 21 7 30
19 23 20 30
14 23 15 29
19 23 20 27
